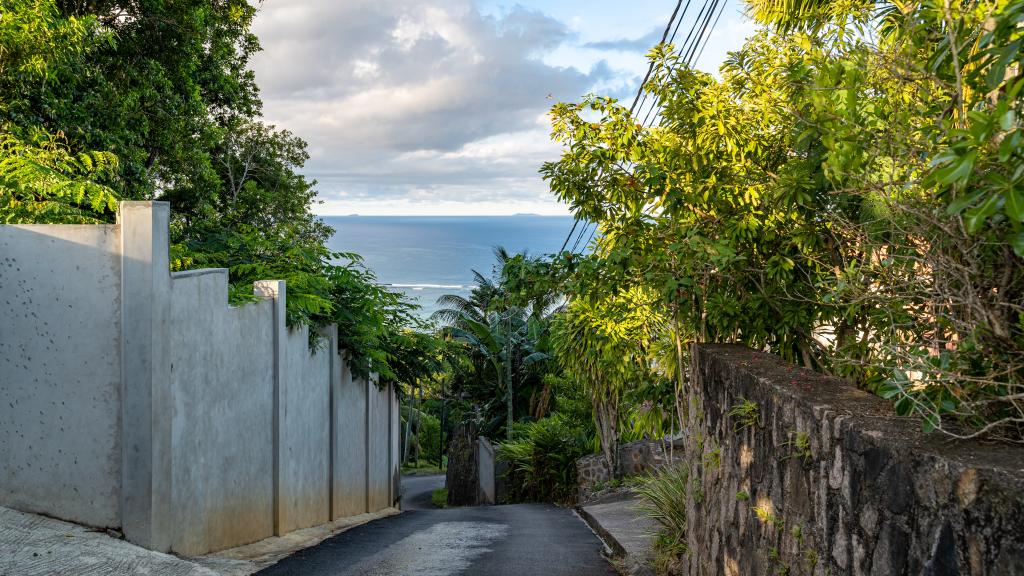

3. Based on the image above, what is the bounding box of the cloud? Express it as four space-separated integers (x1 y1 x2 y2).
251 0 618 214
582 28 662 53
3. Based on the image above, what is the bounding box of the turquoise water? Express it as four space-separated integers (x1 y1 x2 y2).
322 215 579 319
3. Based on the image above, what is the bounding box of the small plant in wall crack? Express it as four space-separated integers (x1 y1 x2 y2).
727 398 761 431
703 445 722 470
782 431 813 463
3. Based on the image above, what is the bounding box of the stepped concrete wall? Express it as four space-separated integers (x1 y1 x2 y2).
0 202 400 556
683 344 1024 576
331 358 368 518
279 322 331 534
169 269 276 554
0 224 123 528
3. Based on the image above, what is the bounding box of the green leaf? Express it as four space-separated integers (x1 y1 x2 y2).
1011 231 1024 258
964 194 1001 233
1005 189 1024 223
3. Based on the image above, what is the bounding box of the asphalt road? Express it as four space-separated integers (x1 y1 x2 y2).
256 474 615 576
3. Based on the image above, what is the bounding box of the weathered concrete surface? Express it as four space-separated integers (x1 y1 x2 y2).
0 202 403 557
0 506 217 576
579 493 657 576
445 425 480 506
367 379 392 512
332 358 367 518
196 508 400 576
0 224 123 529
169 269 276 555
477 437 496 505
682 344 1024 576
120 201 174 551
279 325 330 534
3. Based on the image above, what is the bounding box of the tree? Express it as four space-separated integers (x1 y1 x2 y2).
553 287 664 472
542 0 1024 441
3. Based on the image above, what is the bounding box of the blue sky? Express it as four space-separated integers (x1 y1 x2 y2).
251 0 758 215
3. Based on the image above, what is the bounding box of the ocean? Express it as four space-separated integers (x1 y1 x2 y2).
322 215 578 319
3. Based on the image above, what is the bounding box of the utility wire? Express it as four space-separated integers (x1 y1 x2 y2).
640 0 724 129
561 0 686 255
560 0 727 254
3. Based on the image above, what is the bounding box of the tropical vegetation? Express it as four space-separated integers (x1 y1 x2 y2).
0 0 437 388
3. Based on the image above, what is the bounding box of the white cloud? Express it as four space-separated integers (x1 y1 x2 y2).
250 0 754 215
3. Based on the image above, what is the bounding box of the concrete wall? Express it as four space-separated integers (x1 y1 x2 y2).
168 269 276 555
279 324 330 534
0 224 123 528
331 357 367 518
390 389 400 508
682 344 1024 576
0 202 400 556
477 437 495 505
367 379 392 512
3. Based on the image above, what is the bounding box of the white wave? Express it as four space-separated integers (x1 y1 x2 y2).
389 283 467 290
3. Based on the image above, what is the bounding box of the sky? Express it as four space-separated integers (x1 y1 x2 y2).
250 0 759 216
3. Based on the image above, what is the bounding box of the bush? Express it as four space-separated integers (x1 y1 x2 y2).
497 414 590 504
431 488 448 508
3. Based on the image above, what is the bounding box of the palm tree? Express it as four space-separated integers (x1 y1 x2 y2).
433 247 553 440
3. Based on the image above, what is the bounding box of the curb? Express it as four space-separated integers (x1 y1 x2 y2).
575 506 654 576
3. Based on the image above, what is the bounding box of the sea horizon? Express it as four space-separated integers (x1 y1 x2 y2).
322 214 580 320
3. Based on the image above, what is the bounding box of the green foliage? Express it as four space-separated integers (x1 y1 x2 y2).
785 431 812 463
435 248 556 441
496 414 589 504
543 0 1024 441
431 488 448 508
0 131 118 222
1 0 438 391
727 399 761 431
402 405 442 465
552 286 665 471
635 465 690 570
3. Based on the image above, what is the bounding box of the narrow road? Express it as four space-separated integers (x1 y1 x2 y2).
256 475 615 576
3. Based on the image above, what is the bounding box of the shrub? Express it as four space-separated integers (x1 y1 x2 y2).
431 488 448 508
497 414 590 504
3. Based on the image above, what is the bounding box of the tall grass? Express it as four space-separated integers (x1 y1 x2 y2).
635 464 689 572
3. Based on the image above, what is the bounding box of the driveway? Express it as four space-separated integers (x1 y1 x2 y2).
256 475 614 576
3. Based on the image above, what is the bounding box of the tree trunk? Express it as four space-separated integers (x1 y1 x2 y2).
593 395 619 477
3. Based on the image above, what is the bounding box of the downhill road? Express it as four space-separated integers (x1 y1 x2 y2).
256 474 615 576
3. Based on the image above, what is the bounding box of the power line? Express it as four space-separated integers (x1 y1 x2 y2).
561 0 686 255
559 0 727 254
629 0 686 115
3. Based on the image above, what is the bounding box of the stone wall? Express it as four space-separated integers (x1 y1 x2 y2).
683 344 1024 575
577 438 685 502
0 202 401 556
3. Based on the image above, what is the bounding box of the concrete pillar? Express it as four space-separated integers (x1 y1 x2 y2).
253 279 287 536
324 326 338 520
119 201 173 552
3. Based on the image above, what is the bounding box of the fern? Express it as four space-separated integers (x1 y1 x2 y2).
0 130 119 223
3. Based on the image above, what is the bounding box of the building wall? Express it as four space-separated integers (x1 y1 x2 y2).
168 269 276 555
0 202 401 556
0 224 123 528
683 344 1024 576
